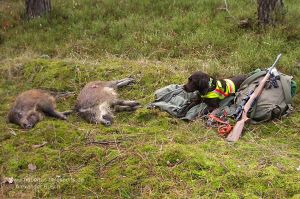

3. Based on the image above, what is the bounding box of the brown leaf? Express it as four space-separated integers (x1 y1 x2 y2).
32 141 47 149
28 163 37 171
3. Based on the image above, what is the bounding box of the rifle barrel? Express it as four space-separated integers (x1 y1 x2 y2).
268 54 282 72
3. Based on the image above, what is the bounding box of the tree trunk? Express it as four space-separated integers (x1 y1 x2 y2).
26 0 51 19
257 0 284 26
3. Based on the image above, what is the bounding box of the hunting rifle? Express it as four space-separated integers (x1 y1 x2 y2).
226 54 282 142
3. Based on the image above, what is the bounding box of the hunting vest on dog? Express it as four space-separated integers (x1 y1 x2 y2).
201 79 236 99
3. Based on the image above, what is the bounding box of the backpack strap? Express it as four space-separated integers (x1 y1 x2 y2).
280 74 292 104
239 70 267 90
279 73 294 115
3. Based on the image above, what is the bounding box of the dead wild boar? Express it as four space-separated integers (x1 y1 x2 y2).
8 89 69 129
75 78 140 126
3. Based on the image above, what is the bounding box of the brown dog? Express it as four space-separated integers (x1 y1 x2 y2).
8 89 69 129
183 71 246 110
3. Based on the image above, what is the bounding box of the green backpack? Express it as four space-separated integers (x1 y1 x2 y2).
234 69 296 123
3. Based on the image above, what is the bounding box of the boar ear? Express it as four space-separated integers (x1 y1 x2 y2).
7 110 14 122
8 109 21 123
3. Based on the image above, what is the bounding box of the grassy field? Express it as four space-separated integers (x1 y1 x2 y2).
1 0 300 198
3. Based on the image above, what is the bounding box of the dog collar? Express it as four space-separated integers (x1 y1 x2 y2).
208 77 214 88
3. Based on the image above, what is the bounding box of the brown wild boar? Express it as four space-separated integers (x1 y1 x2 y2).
75 78 140 126
8 89 69 129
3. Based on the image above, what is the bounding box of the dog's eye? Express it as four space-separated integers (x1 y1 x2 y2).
188 77 192 82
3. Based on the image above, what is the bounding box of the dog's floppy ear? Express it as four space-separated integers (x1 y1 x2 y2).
198 76 216 94
198 76 210 94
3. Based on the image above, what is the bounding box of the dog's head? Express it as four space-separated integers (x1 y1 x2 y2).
183 71 216 95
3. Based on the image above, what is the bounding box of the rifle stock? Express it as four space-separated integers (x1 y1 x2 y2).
226 117 247 142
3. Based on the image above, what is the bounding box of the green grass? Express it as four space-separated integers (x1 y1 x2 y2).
1 0 300 198
1 0 300 65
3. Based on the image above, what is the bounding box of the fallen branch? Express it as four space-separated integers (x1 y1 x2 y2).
86 140 123 145
32 141 48 148
102 155 122 167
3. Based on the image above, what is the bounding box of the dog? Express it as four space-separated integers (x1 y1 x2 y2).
8 89 70 129
183 71 246 111
75 78 140 126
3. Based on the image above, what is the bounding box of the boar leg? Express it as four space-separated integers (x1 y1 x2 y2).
114 105 140 112
40 104 67 120
112 99 140 107
112 100 141 112
109 78 135 88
